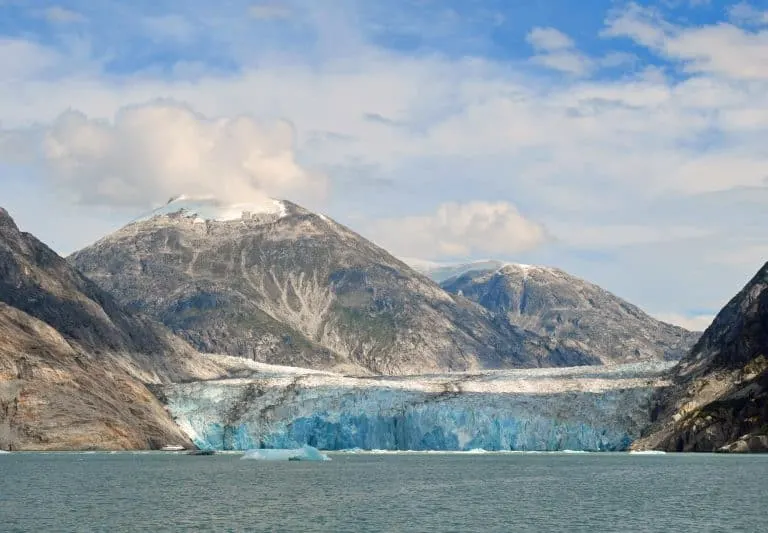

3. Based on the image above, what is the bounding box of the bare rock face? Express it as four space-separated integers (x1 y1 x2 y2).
70 198 597 375
0 207 223 451
440 264 699 364
634 262 768 453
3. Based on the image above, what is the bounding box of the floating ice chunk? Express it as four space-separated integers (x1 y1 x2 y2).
241 445 330 462
629 450 667 455
160 445 185 451
0 450 9 454
340 447 364 454
467 448 489 454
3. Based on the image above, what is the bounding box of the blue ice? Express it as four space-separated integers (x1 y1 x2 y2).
241 445 330 461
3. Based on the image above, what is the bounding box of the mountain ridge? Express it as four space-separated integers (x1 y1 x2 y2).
633 261 768 453
437 262 698 364
0 206 224 450
70 198 599 375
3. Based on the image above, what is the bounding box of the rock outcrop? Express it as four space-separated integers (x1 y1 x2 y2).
0 207 224 450
633 262 768 453
439 264 699 364
70 198 597 375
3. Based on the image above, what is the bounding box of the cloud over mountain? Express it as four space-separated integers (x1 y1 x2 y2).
19 101 325 208
367 202 547 258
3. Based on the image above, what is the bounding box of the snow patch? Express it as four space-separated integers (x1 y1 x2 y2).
136 196 287 223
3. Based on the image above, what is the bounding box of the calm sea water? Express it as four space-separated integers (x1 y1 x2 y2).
1 452 766 532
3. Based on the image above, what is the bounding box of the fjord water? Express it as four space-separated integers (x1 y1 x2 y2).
1 453 766 532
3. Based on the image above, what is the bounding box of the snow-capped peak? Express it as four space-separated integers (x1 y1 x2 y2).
135 195 287 223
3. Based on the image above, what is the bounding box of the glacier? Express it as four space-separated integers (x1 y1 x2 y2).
161 359 674 452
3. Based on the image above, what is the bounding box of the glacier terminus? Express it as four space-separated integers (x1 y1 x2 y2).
160 358 674 452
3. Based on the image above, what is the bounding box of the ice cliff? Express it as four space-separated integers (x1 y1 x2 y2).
161 359 674 452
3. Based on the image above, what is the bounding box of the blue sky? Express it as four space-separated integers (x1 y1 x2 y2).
1 0 767 329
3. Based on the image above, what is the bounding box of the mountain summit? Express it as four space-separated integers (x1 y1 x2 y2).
70 198 596 375
438 263 699 364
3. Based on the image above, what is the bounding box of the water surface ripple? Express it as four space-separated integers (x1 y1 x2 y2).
1 452 766 532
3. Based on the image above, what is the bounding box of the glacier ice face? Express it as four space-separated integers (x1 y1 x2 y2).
241 445 330 461
162 361 674 452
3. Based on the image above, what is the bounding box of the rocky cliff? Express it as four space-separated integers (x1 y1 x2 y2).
70 198 597 375
0 207 223 450
634 262 768 452
439 264 698 364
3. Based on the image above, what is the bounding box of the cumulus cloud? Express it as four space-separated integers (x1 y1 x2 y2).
25 101 324 208
366 202 547 259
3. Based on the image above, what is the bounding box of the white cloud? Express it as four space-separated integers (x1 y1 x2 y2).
15 101 325 208
0 38 60 82
654 312 714 331
527 26 594 76
366 202 547 259
605 3 768 80
527 27 574 50
531 51 594 76
248 4 293 20
728 2 768 26
0 2 767 317
38 6 86 24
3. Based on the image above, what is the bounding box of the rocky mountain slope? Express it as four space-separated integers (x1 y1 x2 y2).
634 262 768 453
438 264 699 364
70 198 597 375
0 207 223 450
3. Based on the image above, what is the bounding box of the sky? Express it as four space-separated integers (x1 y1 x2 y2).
1 0 767 330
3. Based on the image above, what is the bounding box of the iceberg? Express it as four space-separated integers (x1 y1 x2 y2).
241 445 330 461
161 360 674 452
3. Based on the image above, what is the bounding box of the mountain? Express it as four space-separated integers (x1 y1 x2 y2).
70 197 598 375
0 207 223 450
438 264 699 364
634 262 768 453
